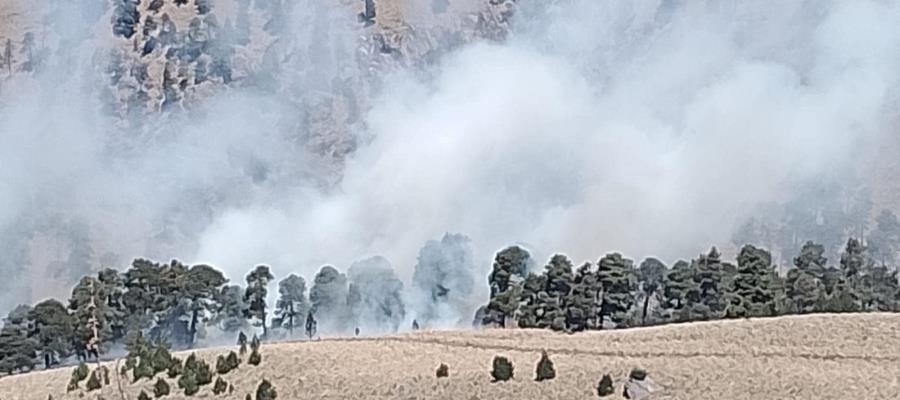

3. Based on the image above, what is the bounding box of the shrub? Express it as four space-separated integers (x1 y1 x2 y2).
68 363 90 391
178 354 212 396
491 356 514 382
151 346 173 375
534 350 556 382
250 334 261 352
256 379 277 400
248 348 262 366
167 357 183 378
73 363 89 382
86 369 102 391
133 356 155 382
216 351 240 374
138 390 151 400
154 377 170 398
213 377 228 395
237 331 248 355
436 363 449 378
245 394 251 400
597 374 615 397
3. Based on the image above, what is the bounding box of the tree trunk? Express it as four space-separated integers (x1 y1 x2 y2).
262 309 267 338
288 304 294 337
641 294 651 325
189 308 199 348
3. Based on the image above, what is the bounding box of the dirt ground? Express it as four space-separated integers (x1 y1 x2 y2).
1 313 899 400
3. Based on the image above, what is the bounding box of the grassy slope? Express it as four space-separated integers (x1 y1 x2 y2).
1 313 899 400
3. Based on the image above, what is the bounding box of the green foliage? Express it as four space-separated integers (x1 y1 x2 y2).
534 351 555 382
213 377 228 395
150 343 174 374
490 356 514 382
273 274 310 335
436 363 449 378
0 306 39 374
597 374 614 397
27 299 76 364
138 390 151 400
154 377 171 398
167 357 183 378
216 351 240 374
245 265 275 336
256 379 277 400
133 356 155 382
726 245 777 318
597 253 637 327
637 258 668 324
178 353 213 396
68 362 89 391
86 369 102 391
481 246 531 327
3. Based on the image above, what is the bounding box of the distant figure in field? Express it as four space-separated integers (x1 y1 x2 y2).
355 327 360 336
412 319 420 330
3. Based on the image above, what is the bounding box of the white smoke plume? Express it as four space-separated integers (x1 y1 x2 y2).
1 0 899 324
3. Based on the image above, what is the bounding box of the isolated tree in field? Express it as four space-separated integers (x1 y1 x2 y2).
637 258 667 325
597 253 637 327
0 305 38 373
27 299 75 368
309 266 349 332
534 350 555 381
726 245 777 317
491 356 514 382
273 274 309 336
244 265 275 337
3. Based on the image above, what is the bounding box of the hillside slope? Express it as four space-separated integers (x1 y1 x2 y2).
2 313 899 400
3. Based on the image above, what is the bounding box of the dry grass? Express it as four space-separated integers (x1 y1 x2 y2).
2 313 899 399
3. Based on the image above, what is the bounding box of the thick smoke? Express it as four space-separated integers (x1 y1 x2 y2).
1 0 900 326
347 256 405 333
410 233 478 327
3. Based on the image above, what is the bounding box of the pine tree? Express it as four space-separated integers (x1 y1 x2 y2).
244 265 275 337
785 242 827 313
273 274 309 336
516 273 547 328
660 260 694 321
637 258 667 325
27 299 75 368
481 247 530 328
688 248 729 320
541 255 575 330
309 266 349 333
565 262 601 331
182 264 227 347
726 245 777 318
216 285 249 333
597 253 637 328
0 306 38 373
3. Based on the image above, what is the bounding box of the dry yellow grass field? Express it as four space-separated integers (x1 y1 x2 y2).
1 313 899 400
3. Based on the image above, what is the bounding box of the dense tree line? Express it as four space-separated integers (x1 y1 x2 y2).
475 236 900 331
1 223 899 375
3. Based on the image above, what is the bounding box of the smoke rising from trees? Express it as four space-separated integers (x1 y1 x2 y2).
0 0 899 322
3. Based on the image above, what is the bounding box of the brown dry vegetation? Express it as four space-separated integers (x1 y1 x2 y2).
1 313 899 399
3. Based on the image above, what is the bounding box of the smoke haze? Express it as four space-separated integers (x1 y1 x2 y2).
1 0 899 323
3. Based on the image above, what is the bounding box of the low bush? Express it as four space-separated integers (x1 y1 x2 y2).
491 356 514 382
